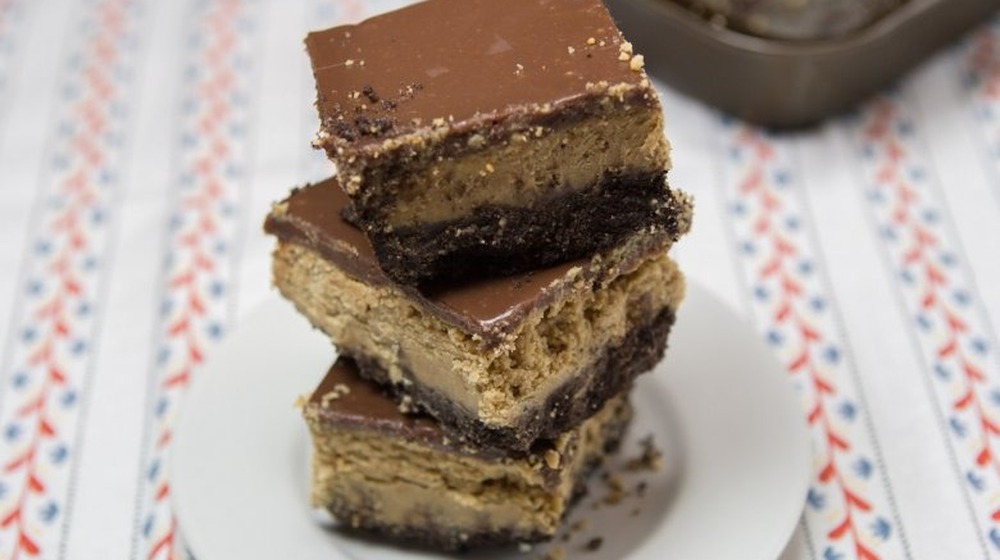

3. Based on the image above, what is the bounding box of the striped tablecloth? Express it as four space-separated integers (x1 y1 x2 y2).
0 1 998 558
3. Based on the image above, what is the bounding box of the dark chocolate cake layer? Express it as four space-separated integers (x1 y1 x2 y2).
365 169 685 286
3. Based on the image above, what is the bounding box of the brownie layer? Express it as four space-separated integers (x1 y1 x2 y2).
306 0 670 285
366 169 684 286
305 357 633 551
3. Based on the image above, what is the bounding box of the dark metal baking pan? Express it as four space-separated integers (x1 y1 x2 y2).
605 0 1000 128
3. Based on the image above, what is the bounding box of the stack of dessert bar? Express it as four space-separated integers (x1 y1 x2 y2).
264 0 693 550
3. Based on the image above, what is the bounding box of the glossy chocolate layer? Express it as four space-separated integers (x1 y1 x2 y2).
309 357 446 447
265 178 597 344
306 0 647 149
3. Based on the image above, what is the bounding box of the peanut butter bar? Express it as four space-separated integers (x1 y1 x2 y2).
306 0 683 285
304 357 633 550
265 178 686 453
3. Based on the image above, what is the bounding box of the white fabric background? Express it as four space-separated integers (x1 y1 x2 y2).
0 1 998 558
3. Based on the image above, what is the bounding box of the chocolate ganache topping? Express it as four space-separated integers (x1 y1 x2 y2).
305 0 649 148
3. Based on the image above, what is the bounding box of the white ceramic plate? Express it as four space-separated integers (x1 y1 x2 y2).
172 283 810 560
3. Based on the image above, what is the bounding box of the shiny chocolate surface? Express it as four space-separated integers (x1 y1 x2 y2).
306 0 646 147
309 357 444 444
